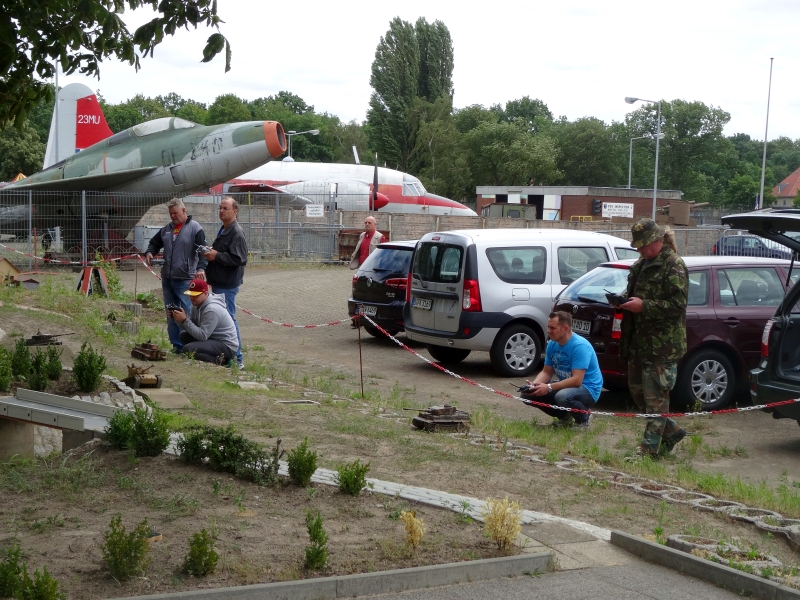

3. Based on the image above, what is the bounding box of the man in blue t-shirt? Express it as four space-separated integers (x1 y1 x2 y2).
521 311 603 428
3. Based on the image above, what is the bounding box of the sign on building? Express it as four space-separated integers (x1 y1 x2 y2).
601 202 634 219
305 205 325 218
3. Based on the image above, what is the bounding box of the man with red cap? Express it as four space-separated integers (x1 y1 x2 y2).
170 278 239 365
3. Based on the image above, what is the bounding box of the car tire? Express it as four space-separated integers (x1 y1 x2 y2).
427 345 471 364
673 349 735 411
490 324 542 377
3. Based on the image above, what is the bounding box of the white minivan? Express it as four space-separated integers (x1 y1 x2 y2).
403 228 638 376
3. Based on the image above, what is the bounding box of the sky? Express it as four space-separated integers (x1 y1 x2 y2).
56 0 800 140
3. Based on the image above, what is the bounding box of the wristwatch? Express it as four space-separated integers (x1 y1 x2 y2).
547 383 553 393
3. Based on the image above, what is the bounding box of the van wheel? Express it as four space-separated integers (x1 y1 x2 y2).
673 349 735 411
427 345 471 364
490 324 541 377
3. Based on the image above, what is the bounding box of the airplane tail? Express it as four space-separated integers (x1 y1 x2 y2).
43 83 113 169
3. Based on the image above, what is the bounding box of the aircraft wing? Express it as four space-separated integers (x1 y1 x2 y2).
5 167 157 191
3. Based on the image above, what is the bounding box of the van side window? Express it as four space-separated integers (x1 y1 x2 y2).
557 247 609 285
486 247 546 284
411 242 462 283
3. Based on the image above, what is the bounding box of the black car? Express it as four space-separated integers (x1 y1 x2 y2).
712 233 792 260
722 209 800 425
347 240 416 337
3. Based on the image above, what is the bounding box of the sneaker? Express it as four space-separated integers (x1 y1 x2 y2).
237 362 245 371
661 429 687 454
573 413 593 430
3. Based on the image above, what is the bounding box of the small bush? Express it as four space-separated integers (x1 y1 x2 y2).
129 407 171 457
0 544 23 597
45 345 62 380
73 342 106 392
27 348 49 392
335 459 370 496
400 510 426 550
304 510 328 570
104 410 136 451
482 497 522 550
11 339 31 380
17 564 65 600
183 529 218 576
101 515 150 581
0 348 12 392
287 437 318 487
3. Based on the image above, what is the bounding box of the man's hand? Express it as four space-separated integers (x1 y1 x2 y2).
195 269 206 281
144 252 152 267
203 249 218 261
620 296 643 313
530 381 550 397
171 307 187 323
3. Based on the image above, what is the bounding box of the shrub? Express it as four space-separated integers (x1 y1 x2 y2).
101 515 150 581
287 437 318 487
73 342 106 392
304 510 328 570
17 564 65 600
183 529 218 576
400 510 426 550
129 407 171 457
11 338 31 380
0 348 12 392
482 497 522 550
0 544 23 597
27 348 49 392
178 426 284 486
104 410 136 451
335 459 370 496
45 345 62 380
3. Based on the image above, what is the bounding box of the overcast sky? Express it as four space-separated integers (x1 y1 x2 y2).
57 0 800 140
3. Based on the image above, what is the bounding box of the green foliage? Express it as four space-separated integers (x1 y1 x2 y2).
0 544 23 597
101 515 150 581
44 346 62 381
72 342 107 392
182 529 218 576
0 122 45 180
287 437 318 488
178 426 284 485
129 407 171 457
304 510 328 570
335 459 371 496
92 252 123 299
105 411 136 451
27 349 48 392
207 94 252 125
0 348 13 392
11 339 32 380
16 564 65 600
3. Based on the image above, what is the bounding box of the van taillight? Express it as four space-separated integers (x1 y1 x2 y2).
611 310 623 340
386 278 407 290
406 273 412 303
762 320 774 358
463 279 482 312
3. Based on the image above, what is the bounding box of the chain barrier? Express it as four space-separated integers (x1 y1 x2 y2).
356 313 800 420
0 241 138 265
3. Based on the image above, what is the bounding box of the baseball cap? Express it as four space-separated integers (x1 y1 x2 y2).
630 218 664 249
183 279 209 296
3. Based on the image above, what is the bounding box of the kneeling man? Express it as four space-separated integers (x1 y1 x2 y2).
522 311 603 428
170 279 238 365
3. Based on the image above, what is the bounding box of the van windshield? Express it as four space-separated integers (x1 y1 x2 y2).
412 242 463 283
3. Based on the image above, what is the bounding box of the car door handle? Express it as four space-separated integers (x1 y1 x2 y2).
723 318 739 327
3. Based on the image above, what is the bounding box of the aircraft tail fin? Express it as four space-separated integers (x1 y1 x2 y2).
43 83 114 169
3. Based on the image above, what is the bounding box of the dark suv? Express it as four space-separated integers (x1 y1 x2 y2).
712 233 792 260
721 209 800 425
347 240 416 337
554 256 799 410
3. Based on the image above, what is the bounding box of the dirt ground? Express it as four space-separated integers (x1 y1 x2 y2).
0 265 799 598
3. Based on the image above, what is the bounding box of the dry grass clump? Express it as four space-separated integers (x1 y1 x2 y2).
482 497 522 550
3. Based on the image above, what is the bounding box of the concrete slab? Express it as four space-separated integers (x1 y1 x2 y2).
140 389 190 409
547 547 587 571
0 419 34 460
551 540 635 568
237 381 269 391
522 521 599 545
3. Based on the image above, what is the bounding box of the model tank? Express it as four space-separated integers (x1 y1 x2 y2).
411 404 470 433
122 363 163 389
25 330 74 346
130 340 167 361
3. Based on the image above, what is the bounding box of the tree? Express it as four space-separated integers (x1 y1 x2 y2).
249 92 333 162
0 0 230 128
454 104 501 134
206 94 251 125
102 94 170 132
415 18 454 102
549 117 625 186
0 122 45 179
502 97 553 135
322 118 369 164
175 102 208 125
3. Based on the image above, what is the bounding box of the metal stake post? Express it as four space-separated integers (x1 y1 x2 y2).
27 191 32 271
81 191 87 265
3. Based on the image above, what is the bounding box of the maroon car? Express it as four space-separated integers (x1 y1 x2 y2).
553 256 799 410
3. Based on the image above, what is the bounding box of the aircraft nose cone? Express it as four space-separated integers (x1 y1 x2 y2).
372 192 390 210
263 122 286 158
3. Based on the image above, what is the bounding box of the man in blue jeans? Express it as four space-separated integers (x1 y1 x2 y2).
521 311 603 428
202 197 248 368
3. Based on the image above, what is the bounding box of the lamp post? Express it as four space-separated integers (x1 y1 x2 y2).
285 129 320 158
625 97 662 219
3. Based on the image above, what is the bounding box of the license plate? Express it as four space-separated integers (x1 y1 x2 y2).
357 304 377 316
412 297 432 310
573 319 591 335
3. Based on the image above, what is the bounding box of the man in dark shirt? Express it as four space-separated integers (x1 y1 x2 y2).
202 196 248 368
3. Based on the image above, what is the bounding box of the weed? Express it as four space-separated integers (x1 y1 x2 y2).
400 510 425 550
483 497 522 551
30 514 65 533
234 488 246 513
212 478 221 495
101 515 151 581
304 510 328 570
0 544 23 597
734 445 749 458
0 348 11 392
72 342 106 392
183 529 218 576
306 487 317 500
335 459 370 496
456 500 474 523
287 437 318 488
11 338 32 380
45 345 62 380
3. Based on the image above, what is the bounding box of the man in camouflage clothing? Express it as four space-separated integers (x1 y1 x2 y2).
619 219 689 459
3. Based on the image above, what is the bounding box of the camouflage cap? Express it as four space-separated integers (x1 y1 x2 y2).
630 218 664 249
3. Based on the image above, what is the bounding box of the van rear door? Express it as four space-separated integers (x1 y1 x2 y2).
409 237 465 333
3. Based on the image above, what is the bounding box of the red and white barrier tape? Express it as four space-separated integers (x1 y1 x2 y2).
357 314 800 420
0 242 140 265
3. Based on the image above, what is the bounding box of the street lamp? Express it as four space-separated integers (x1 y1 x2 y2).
625 97 662 219
285 129 320 158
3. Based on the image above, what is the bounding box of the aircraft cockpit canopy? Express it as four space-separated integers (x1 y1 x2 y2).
132 117 197 137
402 173 426 196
